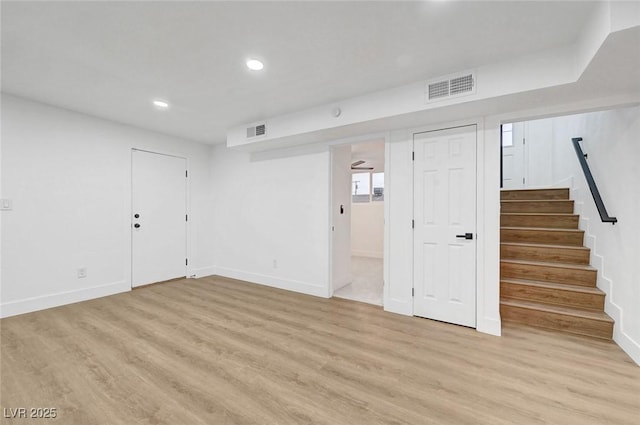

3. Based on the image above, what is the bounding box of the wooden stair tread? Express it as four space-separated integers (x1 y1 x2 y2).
501 226 582 232
501 258 595 271
501 199 572 203
500 188 613 339
500 298 613 322
500 188 570 200
501 212 576 216
501 188 569 191
501 188 569 192
501 278 604 294
500 242 589 251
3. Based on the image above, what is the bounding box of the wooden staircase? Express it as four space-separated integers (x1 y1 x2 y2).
500 188 614 339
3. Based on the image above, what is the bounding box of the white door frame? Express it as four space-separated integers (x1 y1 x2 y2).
329 145 352 296
382 118 490 332
327 134 388 301
130 148 191 288
412 124 478 327
501 122 526 189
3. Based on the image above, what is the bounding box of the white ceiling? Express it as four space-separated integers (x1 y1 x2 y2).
351 140 385 173
1 1 598 144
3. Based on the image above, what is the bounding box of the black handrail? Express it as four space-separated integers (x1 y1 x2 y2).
572 137 617 224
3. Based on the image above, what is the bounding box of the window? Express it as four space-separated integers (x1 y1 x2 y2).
352 173 370 203
352 172 384 202
372 172 384 201
502 123 513 147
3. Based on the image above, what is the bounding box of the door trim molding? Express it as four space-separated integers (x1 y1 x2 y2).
129 148 190 288
411 124 478 328
383 117 500 335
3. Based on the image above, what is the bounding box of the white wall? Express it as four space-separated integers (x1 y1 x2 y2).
524 119 554 187
351 202 384 258
208 145 330 297
544 106 640 364
331 145 352 292
384 131 414 316
0 94 214 317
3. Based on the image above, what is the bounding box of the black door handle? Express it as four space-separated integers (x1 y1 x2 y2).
134 223 141 228
456 233 473 240
134 213 140 219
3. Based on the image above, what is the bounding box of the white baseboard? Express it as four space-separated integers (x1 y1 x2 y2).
212 266 329 298
477 317 502 336
352 249 383 259
614 329 640 366
0 280 130 318
384 297 412 316
568 181 640 366
192 266 217 278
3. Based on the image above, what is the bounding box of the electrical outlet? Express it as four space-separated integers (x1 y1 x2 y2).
77 267 87 279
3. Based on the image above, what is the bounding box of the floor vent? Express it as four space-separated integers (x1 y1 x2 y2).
246 123 267 138
426 71 476 103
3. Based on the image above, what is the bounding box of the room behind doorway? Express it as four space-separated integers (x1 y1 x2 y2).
332 140 385 306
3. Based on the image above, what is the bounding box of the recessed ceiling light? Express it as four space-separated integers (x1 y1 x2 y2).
246 59 264 71
152 99 169 109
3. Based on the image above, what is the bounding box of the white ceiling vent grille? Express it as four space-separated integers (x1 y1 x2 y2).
450 74 474 95
246 122 267 139
426 71 476 103
428 80 450 100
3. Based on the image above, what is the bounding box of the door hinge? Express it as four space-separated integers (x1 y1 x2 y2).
522 137 525 145
185 170 188 178
186 214 188 222
412 219 415 229
186 258 188 266
412 151 415 161
523 177 525 184
412 288 415 297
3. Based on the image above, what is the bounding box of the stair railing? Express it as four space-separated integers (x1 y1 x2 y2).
572 137 617 224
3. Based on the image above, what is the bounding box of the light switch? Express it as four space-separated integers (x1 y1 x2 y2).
0 199 12 211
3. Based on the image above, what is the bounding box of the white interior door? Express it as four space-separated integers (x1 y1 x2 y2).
132 149 187 287
502 122 525 189
331 145 352 293
413 126 477 327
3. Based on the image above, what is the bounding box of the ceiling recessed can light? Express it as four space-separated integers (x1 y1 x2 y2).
152 99 170 109
246 59 264 71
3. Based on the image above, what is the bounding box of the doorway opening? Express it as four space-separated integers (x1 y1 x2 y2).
501 119 554 189
331 140 385 306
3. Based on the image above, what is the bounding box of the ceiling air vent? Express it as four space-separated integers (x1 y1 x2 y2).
450 74 474 95
428 80 450 100
246 122 267 139
426 71 476 103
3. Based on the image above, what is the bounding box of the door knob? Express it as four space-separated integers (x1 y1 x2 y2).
456 233 473 240
134 213 140 219
134 223 141 228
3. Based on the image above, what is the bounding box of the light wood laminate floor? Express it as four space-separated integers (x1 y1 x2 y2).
1 276 639 425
